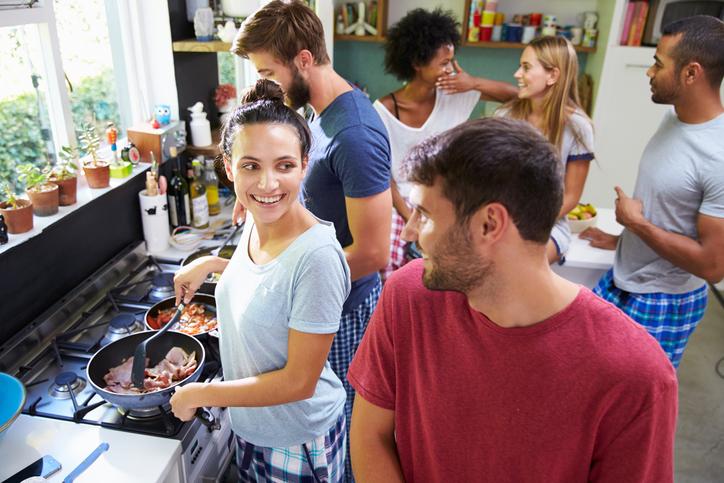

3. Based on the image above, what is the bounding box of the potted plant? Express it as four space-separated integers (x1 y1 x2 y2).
0 183 33 234
51 145 79 205
106 121 133 179
79 123 110 188
214 83 237 124
18 164 60 217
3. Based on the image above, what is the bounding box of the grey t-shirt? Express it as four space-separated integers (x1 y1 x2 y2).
614 109 724 294
216 219 350 447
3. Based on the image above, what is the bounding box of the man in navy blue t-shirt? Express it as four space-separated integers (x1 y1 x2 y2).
231 1 392 478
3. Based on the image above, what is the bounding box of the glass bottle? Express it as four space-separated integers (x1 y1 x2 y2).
190 159 209 228
167 157 190 228
203 158 221 216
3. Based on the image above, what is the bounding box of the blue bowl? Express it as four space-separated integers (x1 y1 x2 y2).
0 372 25 433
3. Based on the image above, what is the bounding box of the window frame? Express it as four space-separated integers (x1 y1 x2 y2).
1 0 131 155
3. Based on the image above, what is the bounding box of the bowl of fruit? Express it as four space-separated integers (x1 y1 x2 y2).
567 203 597 233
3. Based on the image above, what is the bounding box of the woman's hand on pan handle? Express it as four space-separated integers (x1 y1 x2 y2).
170 382 202 421
174 256 219 305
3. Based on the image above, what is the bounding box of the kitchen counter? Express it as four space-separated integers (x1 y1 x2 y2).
0 415 182 483
552 208 623 288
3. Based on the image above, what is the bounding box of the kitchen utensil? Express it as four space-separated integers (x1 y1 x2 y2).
131 303 185 388
180 223 242 294
0 372 25 433
86 331 218 429
61 442 109 483
211 222 243 257
145 294 217 338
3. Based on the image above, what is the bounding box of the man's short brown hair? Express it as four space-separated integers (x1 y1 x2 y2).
232 0 330 65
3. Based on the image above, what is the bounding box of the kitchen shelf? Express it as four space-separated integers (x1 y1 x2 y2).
186 127 221 157
334 34 385 43
462 41 596 53
172 40 232 53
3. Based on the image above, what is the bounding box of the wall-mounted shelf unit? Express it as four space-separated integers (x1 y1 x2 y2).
172 40 232 53
333 0 387 44
463 40 595 53
460 0 599 55
333 34 385 42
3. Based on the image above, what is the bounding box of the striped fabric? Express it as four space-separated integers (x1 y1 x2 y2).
594 268 708 368
236 412 346 482
328 279 382 482
381 208 409 282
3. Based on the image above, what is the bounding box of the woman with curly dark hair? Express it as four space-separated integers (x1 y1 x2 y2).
374 8 517 280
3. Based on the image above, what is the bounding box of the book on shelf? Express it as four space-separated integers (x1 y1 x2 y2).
620 1 636 45
631 1 650 46
626 1 649 46
641 0 662 46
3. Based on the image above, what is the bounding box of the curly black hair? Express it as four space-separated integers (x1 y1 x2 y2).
384 8 461 82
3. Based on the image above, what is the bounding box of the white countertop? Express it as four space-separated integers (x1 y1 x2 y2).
562 208 622 270
0 415 181 483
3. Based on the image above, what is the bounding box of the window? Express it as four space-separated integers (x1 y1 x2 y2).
53 0 124 146
0 0 128 193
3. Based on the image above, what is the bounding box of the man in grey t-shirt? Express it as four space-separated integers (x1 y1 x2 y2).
581 16 724 368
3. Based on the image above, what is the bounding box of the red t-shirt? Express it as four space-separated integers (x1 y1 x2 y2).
348 260 677 482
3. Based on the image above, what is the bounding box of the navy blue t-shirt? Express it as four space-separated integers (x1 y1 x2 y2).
305 88 391 313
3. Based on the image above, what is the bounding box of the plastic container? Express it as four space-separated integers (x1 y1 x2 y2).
522 26 537 44
221 0 257 18
188 102 213 147
480 26 493 41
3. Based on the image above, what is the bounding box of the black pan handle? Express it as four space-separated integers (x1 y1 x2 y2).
195 407 220 431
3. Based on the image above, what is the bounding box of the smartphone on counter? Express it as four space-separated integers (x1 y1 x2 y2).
2 455 62 483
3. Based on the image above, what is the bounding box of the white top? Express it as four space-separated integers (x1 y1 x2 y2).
373 89 480 197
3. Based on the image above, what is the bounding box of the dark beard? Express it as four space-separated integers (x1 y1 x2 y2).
286 67 311 110
650 80 680 105
422 223 492 293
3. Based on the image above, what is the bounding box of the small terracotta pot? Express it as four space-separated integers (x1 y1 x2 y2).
50 175 78 206
0 199 34 234
27 183 59 216
84 162 111 189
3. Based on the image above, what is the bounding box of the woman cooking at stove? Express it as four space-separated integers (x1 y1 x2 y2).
170 79 350 482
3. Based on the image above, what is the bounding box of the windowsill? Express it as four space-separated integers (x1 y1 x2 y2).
0 163 149 255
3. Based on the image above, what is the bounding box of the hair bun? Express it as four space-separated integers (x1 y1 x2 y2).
241 79 285 105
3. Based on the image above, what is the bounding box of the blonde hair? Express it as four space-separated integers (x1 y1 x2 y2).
502 36 589 151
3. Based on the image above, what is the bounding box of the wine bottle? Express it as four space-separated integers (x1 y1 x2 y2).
167 153 190 228
190 159 209 228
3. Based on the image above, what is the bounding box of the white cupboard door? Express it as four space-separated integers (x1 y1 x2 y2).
586 46 669 209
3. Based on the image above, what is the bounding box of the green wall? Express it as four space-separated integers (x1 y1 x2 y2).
584 0 617 114
334 40 588 118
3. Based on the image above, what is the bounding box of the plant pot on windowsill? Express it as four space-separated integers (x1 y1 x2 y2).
84 161 111 188
53 145 80 205
27 182 59 216
49 175 77 206
0 199 33 234
110 161 133 179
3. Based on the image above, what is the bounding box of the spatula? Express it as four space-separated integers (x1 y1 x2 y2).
210 221 244 257
131 302 186 389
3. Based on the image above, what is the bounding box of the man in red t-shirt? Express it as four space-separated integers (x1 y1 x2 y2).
348 118 677 482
